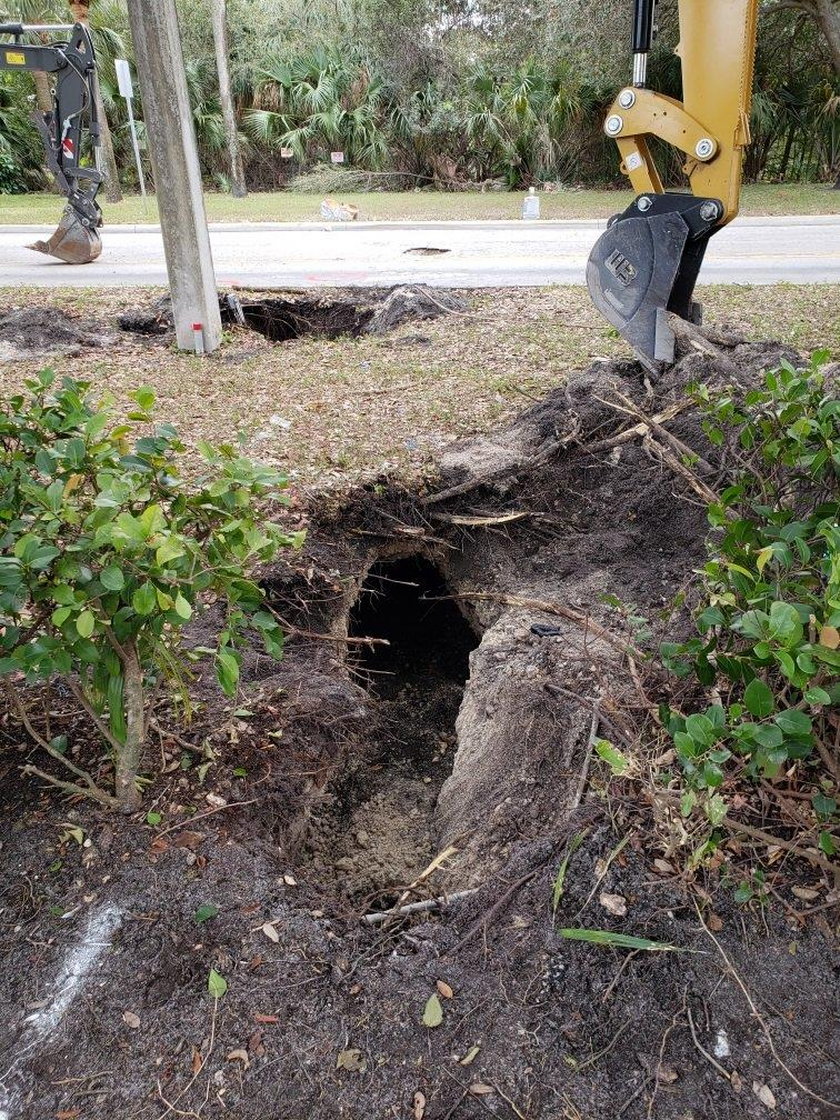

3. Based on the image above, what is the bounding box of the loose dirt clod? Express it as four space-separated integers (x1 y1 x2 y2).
0 307 113 359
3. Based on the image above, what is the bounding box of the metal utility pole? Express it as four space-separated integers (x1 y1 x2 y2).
125 0 221 353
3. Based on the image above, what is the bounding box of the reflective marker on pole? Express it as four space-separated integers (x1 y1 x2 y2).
115 58 147 205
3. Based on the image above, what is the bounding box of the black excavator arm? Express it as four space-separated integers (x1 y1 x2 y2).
0 21 103 263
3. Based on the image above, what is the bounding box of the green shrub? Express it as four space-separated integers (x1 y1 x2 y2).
660 353 839 852
0 372 301 809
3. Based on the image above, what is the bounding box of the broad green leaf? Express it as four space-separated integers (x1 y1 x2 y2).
743 679 774 719
208 968 227 999
76 610 95 639
132 386 156 411
100 564 125 591
216 649 240 697
174 593 193 620
132 583 157 616
804 686 832 705
774 709 812 737
594 739 630 776
146 811 162 826
194 903 219 924
422 993 443 1027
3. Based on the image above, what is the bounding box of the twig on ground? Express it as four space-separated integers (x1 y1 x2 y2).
570 703 601 812
685 1001 731 1081
155 996 219 1120
605 390 716 476
695 900 840 1111
642 434 722 506
722 817 838 878
155 799 259 839
362 889 480 925
578 401 692 455
449 866 543 955
543 683 637 752
429 511 531 527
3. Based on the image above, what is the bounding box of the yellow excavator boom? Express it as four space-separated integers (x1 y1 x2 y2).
586 0 760 367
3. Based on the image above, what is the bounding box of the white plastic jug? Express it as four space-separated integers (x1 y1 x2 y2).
522 187 540 220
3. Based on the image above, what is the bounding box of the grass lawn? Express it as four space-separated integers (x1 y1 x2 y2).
1 183 838 225
1 283 837 490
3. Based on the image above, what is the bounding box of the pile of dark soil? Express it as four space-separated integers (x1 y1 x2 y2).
0 328 837 1120
0 307 113 359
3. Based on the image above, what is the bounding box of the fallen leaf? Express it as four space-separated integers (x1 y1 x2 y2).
422 993 443 1028
656 1065 678 1084
469 1083 494 1096
122 1010 141 1029
707 913 724 932
226 1048 250 1068
460 1044 481 1066
791 887 819 901
172 830 205 850
653 859 674 875
413 1090 426 1119
56 1110 80 1119
436 980 454 999
208 968 227 999
752 1082 776 1110
248 1029 266 1056
336 1048 366 1072
191 1046 203 1074
819 625 839 650
262 922 280 943
599 892 627 917
731 1071 743 1092
254 1013 279 1024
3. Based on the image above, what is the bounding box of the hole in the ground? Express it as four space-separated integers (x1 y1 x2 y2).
349 554 476 705
302 555 479 904
238 297 374 342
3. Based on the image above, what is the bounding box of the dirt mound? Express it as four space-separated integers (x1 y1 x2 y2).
0 307 114 360
1 333 837 1120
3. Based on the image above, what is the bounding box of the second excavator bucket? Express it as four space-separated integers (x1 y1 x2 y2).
27 206 102 265
586 193 722 370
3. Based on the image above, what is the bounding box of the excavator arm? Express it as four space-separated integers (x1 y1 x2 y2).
0 21 103 263
586 0 759 368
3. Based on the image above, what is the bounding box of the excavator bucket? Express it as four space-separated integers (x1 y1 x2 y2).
586 193 721 369
27 206 102 265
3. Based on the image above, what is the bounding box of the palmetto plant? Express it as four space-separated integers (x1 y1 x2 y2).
245 46 394 169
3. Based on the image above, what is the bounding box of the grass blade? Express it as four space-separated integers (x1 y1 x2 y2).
559 928 695 952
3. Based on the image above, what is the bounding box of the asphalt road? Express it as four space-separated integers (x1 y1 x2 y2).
1 215 838 288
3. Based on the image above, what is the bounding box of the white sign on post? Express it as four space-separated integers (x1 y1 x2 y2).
115 57 133 99
115 57 146 205
330 151 345 164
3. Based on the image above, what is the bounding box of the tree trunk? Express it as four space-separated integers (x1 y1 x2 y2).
93 74 124 203
813 0 840 79
114 640 144 810
70 0 123 202
32 68 53 113
210 0 247 197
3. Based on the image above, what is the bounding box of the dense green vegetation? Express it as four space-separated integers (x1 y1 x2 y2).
0 0 838 195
